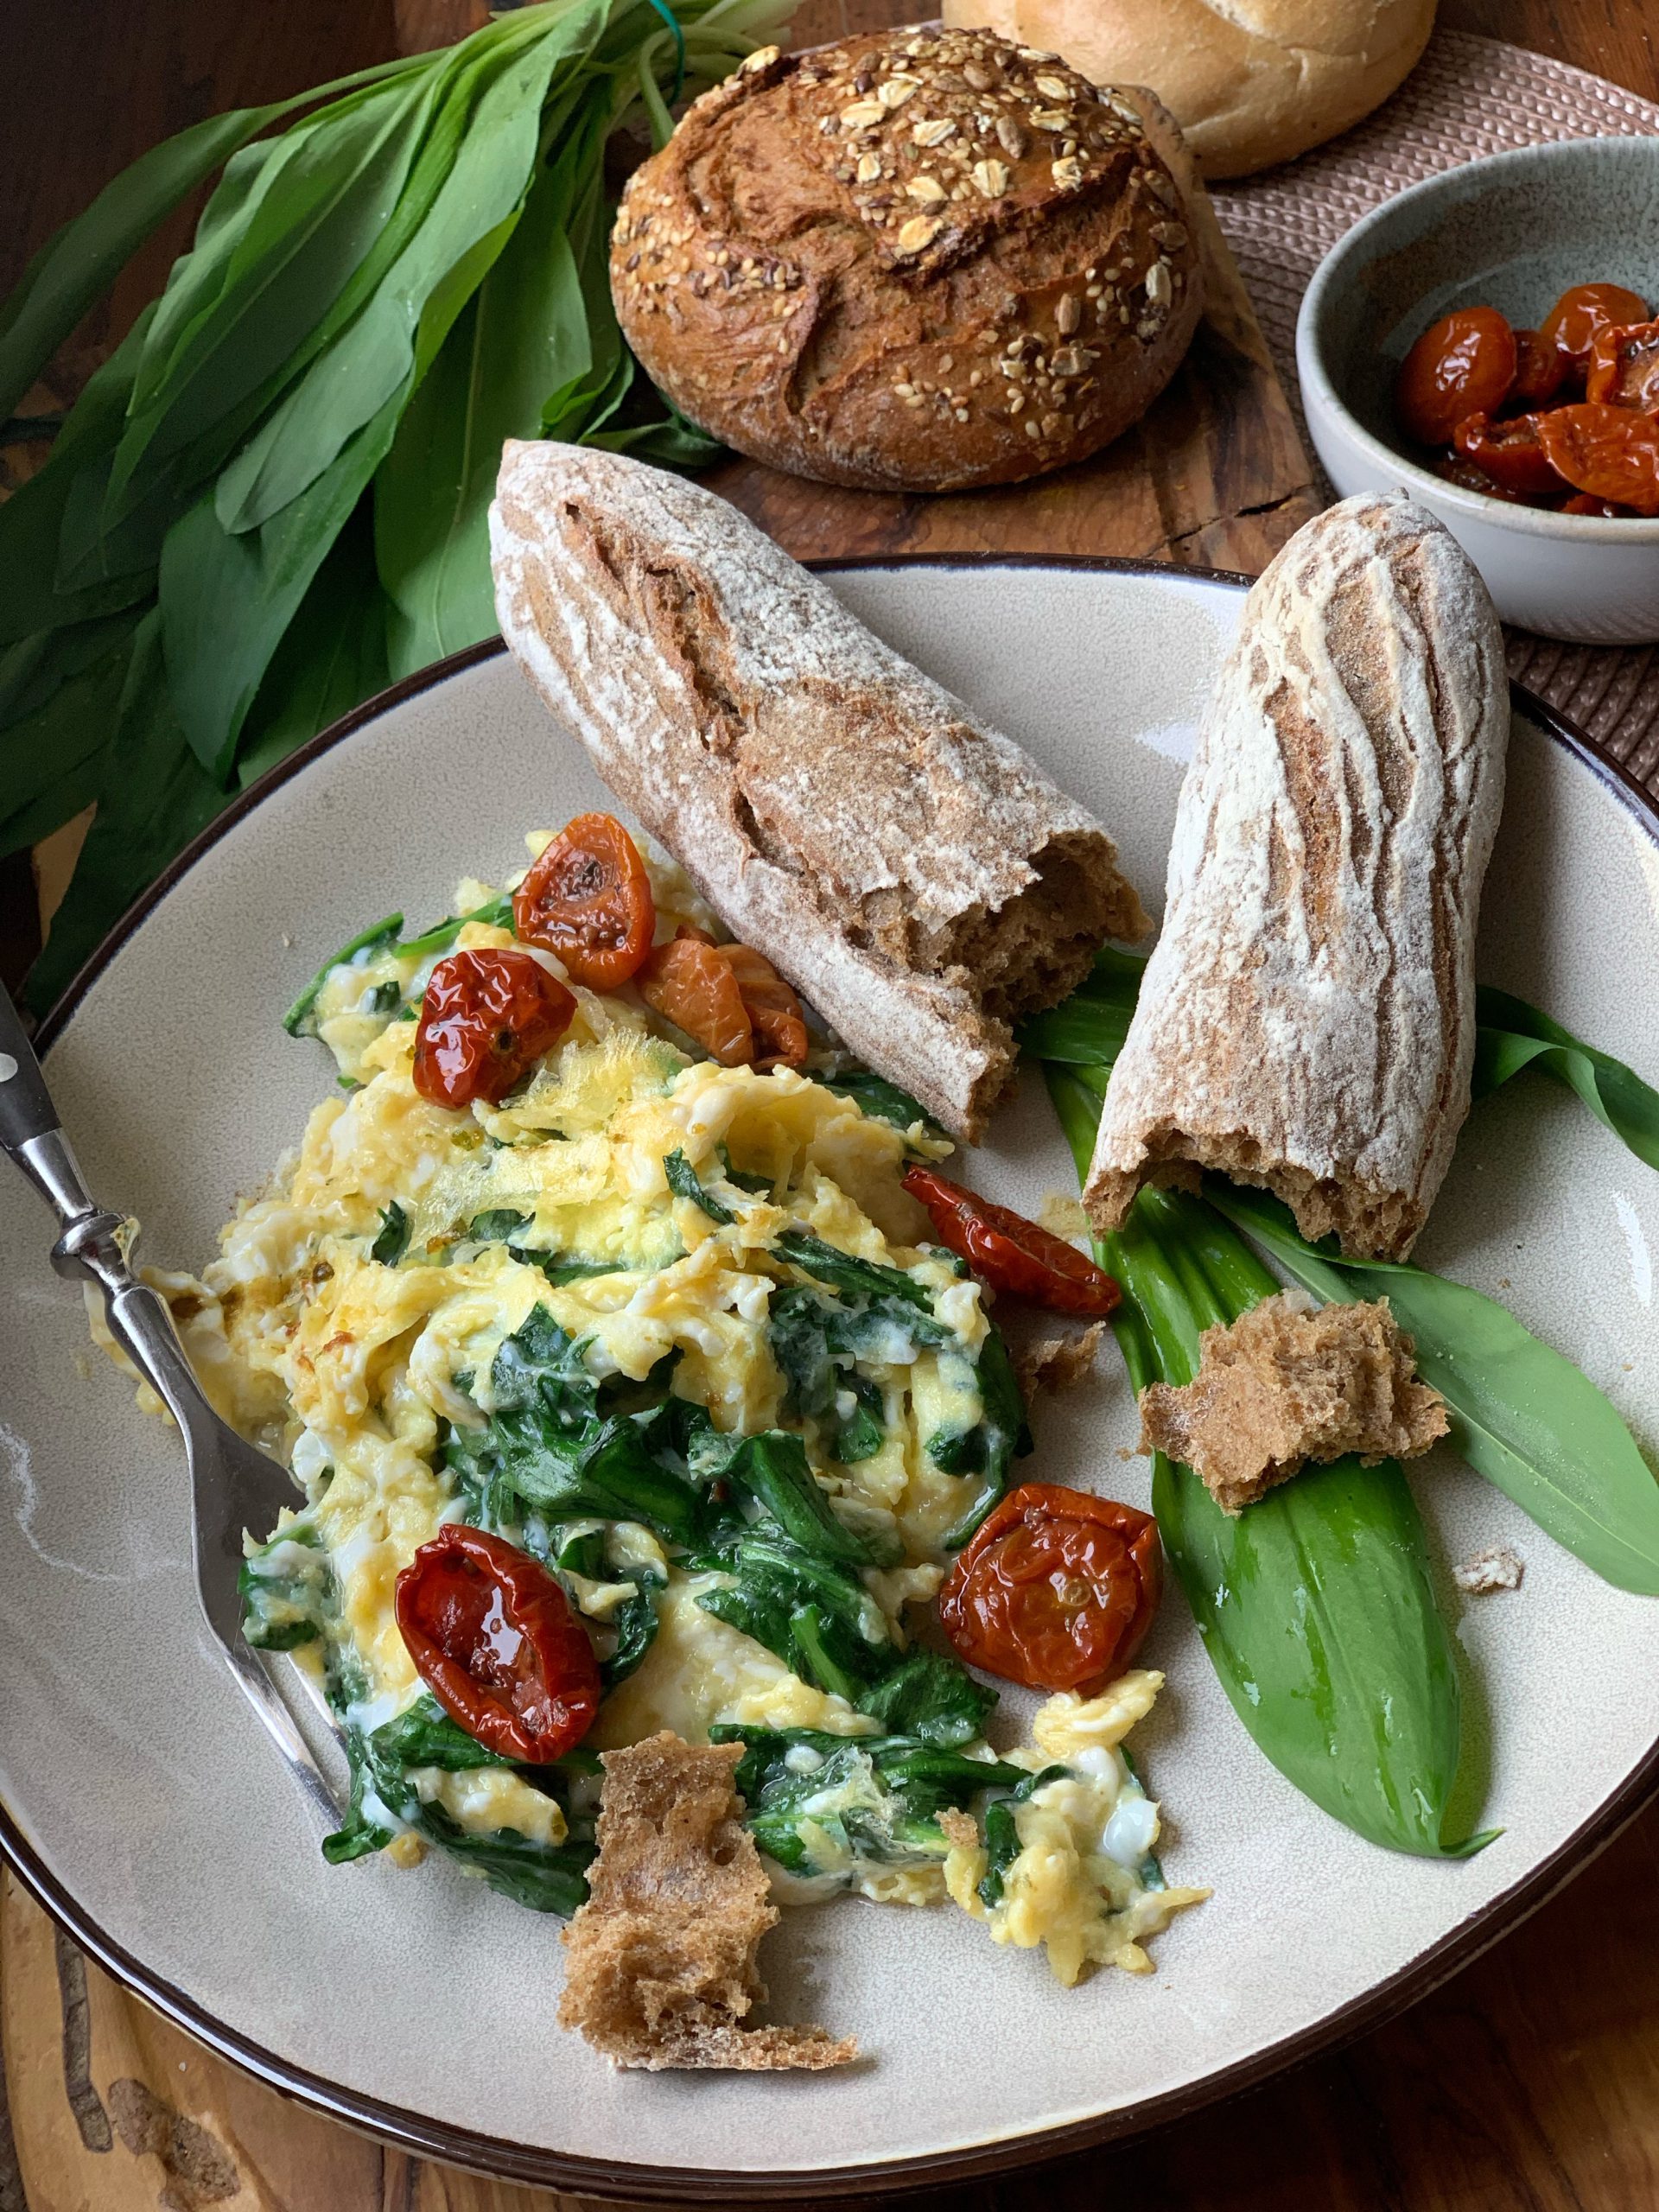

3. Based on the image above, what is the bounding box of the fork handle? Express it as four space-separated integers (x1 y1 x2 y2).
0 978 57 1154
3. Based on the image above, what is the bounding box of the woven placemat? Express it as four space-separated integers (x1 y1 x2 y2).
1210 28 1659 796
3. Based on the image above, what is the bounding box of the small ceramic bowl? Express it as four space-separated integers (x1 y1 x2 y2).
1295 137 1659 644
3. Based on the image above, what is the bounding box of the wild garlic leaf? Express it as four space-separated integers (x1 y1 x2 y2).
663 1147 734 1223
371 1202 411 1267
1210 1179 1659 1597
158 381 409 777
0 619 140 859
1474 984 1659 1172
0 85 415 423
7 0 779 1011
0 313 161 648
1104 1184 1486 1859
226 14 597 541
1041 1067 1484 1858
234 505 391 790
26 610 225 1011
106 80 433 529
819 1067 944 1139
376 78 612 675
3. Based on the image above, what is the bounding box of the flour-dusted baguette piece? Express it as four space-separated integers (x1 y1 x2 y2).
1085 494 1508 1260
491 442 1147 1139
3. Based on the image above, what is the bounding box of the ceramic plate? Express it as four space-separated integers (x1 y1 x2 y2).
3 561 1658 2199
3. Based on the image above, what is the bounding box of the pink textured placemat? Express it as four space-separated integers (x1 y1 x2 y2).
1211 28 1659 795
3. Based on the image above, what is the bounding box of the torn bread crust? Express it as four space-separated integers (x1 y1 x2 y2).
491 442 1147 1140
1084 493 1508 1258
558 1732 855 2071
1015 1319 1106 1400
1136 1290 1448 1514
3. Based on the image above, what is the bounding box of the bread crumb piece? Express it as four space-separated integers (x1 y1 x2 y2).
558 1732 856 2071
1453 1545 1524 1594
1137 1292 1447 1514
1016 1320 1105 1398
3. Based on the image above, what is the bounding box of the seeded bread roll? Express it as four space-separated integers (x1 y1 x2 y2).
1084 493 1508 1261
490 442 1148 1141
609 26 1203 491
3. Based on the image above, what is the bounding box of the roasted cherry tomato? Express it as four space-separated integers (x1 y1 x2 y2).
512 812 655 989
1539 283 1649 375
1395 308 1516 446
1509 327 1567 407
718 942 809 1071
902 1164 1121 1316
1586 318 1659 412
1561 491 1632 516
1536 402 1659 515
1429 450 1526 502
1451 410 1564 497
413 948 575 1109
938 1483 1161 1695
396 1524 601 1763
637 936 754 1065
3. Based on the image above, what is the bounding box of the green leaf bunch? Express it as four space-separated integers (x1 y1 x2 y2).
1 0 793 1012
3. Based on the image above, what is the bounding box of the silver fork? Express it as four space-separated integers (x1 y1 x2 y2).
0 982 340 1823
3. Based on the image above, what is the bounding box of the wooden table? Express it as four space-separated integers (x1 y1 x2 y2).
4 2 1659 2206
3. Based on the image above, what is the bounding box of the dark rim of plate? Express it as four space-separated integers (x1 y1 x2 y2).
8 555 1659 2202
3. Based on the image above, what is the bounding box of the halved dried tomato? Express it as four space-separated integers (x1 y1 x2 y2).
1509 327 1567 408
718 943 809 1071
396 1524 601 1763
512 813 656 989
1539 282 1649 374
1586 319 1659 412
938 1483 1161 1695
902 1164 1121 1316
1395 308 1517 446
638 936 754 1065
1536 403 1659 515
1429 451 1526 503
413 948 575 1109
1452 410 1564 497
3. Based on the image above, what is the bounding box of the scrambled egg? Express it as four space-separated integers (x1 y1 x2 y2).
944 1675 1210 1985
141 841 1200 1985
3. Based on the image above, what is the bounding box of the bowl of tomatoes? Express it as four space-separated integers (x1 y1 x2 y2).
1295 136 1659 643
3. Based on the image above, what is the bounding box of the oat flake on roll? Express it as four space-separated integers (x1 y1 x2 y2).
608 25 1204 491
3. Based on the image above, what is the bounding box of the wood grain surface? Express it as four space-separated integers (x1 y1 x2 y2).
3 2 1659 2208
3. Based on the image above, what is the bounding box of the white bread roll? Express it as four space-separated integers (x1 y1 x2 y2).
939 0 1436 178
1084 493 1508 1261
